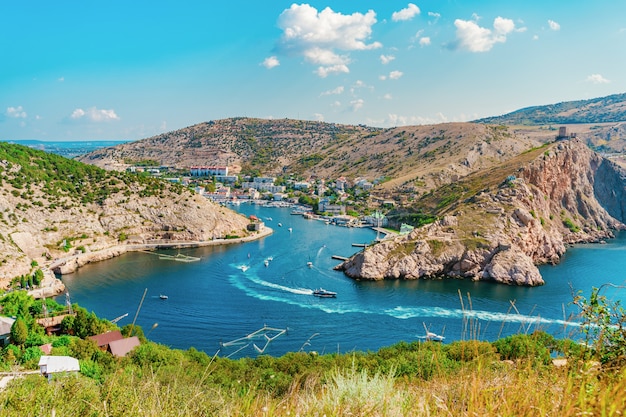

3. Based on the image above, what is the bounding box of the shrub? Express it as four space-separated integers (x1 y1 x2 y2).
493 333 551 365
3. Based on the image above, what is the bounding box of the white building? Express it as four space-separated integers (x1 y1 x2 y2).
190 166 229 177
38 356 80 380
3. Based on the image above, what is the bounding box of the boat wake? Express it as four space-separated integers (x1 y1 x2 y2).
386 306 580 328
244 273 313 295
228 273 581 331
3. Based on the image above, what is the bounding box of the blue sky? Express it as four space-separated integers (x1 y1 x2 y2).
2 1 625 140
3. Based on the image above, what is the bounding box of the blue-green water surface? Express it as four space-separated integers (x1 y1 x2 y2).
58 204 626 357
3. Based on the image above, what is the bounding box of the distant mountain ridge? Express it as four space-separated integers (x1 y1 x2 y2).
475 92 626 125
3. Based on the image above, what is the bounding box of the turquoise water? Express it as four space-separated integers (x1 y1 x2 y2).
58 204 626 358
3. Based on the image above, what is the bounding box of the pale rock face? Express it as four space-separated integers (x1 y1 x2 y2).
338 139 626 286
0 182 251 286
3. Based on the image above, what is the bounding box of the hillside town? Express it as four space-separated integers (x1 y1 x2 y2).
127 163 412 233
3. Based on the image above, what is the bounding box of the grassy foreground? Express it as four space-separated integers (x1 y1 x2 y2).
0 287 624 416
0 335 624 416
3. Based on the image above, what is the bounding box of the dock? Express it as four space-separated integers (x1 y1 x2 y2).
331 255 349 261
351 243 367 247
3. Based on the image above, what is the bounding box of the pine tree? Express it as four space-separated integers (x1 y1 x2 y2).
10 317 28 346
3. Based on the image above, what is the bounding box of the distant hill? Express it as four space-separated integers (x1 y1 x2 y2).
475 92 626 125
78 118 552 194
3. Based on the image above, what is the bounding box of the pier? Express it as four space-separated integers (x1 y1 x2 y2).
331 255 349 261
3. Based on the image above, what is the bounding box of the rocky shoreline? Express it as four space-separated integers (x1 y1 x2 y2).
31 227 273 299
336 139 626 286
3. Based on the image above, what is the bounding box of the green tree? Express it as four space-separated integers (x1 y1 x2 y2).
10 318 28 346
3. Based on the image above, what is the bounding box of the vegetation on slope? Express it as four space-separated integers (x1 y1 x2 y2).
0 142 188 209
475 92 626 125
0 287 623 416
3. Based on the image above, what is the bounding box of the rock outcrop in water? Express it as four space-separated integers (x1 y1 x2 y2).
337 139 626 286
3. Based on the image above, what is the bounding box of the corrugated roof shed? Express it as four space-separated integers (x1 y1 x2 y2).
88 330 124 347
0 317 15 336
109 336 140 357
38 356 80 376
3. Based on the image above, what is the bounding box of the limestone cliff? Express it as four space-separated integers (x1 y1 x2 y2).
337 139 626 286
0 143 252 287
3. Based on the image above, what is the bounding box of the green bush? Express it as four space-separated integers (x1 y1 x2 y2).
493 333 551 365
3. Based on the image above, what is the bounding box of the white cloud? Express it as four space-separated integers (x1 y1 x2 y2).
277 4 381 77
6 106 27 118
392 4 420 22
383 93 392 100
314 113 324 121
350 99 364 111
320 86 344 96
453 16 516 52
548 20 560 31
380 54 395 65
379 75 387 81
58 77 65 82
586 74 610 84
389 70 404 80
316 64 349 78
428 11 440 21
261 56 280 69
419 37 431 46
385 112 449 127
70 107 120 122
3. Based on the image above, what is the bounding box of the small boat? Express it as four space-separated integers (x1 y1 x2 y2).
307 261 313 268
264 260 269 267
313 288 337 298
288 227 293 232
425 332 445 342
159 294 168 300
422 322 444 342
278 223 283 227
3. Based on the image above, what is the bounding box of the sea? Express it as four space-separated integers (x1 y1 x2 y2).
9 140 625 358
5 139 129 159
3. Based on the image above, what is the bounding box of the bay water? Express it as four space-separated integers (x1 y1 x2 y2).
58 204 626 358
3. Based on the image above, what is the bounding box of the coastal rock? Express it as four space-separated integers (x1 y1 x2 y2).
338 139 626 286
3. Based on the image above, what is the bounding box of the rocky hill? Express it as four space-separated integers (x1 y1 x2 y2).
337 139 626 286
475 93 626 125
78 118 552 194
0 143 252 286
475 92 626 154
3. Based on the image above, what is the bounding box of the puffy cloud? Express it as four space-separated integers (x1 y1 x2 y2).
380 54 395 64
6 106 27 118
320 86 344 96
392 4 420 22
587 74 610 84
548 20 560 31
389 70 404 80
452 16 516 52
350 99 364 111
419 36 431 46
70 107 120 122
261 56 280 69
277 4 381 77
316 64 349 78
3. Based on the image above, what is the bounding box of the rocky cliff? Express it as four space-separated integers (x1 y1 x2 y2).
0 143 253 288
337 139 626 286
